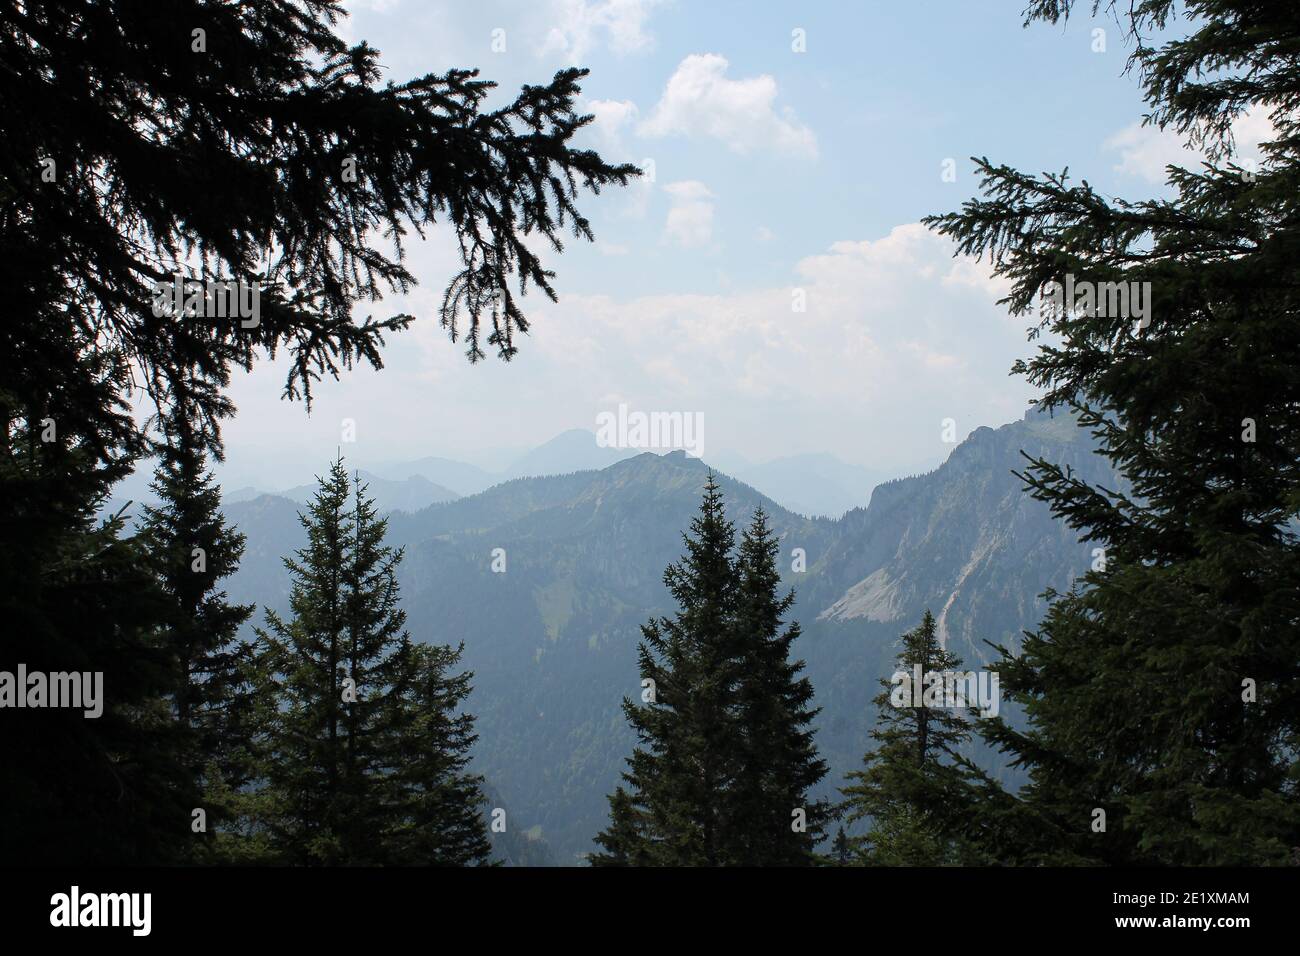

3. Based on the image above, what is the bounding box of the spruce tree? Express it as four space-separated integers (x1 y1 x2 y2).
830 825 852 866
0 360 189 863
731 507 828 865
840 611 985 866
255 459 491 864
256 457 355 864
386 642 492 866
332 472 415 863
590 787 656 867
923 1 1300 865
594 481 829 865
592 474 743 866
137 393 256 860
2 2 635 859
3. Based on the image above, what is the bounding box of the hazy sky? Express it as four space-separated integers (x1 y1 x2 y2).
203 0 1267 489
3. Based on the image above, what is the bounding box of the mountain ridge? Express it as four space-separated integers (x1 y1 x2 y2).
216 408 1117 862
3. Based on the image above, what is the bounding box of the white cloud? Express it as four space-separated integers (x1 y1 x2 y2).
756 226 775 242
662 180 715 247
336 0 404 42
539 0 664 62
217 225 1032 482
577 99 655 219
1105 104 1276 184
639 54 817 158
585 98 640 149
1104 124 1190 183
619 174 656 220
514 223 1035 468
662 180 711 201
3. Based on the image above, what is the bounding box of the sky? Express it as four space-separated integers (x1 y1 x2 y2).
207 0 1269 489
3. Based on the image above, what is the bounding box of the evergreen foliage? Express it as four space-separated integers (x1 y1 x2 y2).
924 0 1300 864
840 611 987 866
593 477 828 865
732 508 829 864
255 459 489 865
1 0 630 864
137 394 256 861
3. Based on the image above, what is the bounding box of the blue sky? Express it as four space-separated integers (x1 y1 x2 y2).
211 0 1269 489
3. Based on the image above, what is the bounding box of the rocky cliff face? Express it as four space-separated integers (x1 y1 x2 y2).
811 409 1117 666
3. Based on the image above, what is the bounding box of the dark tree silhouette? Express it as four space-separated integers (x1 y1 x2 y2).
0 0 634 863
925 0 1300 864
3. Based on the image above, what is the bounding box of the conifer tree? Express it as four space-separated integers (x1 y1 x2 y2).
925 1 1300 865
731 508 828 865
256 457 356 864
830 825 853 866
1 1 635 859
840 611 985 866
594 481 829 865
590 787 656 867
332 473 415 862
386 642 492 866
255 459 490 864
0 360 189 863
137 393 256 859
592 474 743 866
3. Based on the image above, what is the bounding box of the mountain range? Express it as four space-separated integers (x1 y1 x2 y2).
370 430 890 518
205 406 1118 863
106 427 891 522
